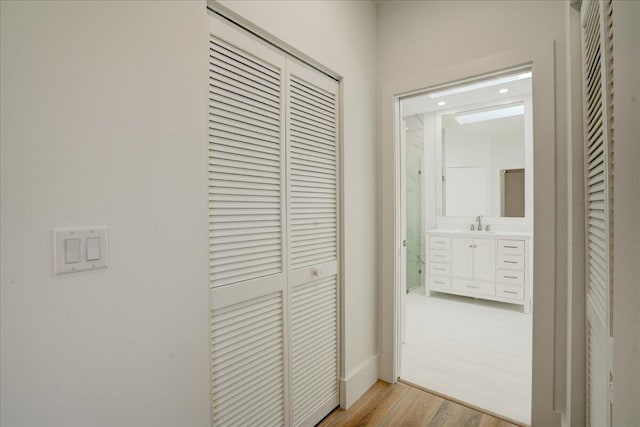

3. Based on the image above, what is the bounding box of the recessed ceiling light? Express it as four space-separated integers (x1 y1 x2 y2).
437 101 446 106
454 105 524 124
499 88 509 94
428 71 532 99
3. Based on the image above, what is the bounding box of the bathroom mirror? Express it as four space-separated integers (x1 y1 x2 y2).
441 102 526 217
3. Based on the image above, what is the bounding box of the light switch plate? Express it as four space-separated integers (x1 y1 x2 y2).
54 226 109 275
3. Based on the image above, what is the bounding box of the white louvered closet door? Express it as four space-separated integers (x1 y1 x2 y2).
580 1 614 426
208 14 289 427
209 12 341 427
286 59 340 427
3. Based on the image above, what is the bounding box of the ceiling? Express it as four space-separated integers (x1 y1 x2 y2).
444 114 525 141
401 72 532 118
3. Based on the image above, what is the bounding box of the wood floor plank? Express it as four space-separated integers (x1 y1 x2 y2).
318 381 392 427
378 385 443 426
429 400 483 427
363 379 413 426
479 416 518 427
317 381 520 427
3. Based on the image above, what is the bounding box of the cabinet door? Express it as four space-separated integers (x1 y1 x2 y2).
473 239 496 282
451 238 473 279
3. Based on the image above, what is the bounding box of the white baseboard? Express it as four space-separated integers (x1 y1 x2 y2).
339 353 379 409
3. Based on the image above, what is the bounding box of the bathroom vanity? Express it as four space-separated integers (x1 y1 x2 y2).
426 230 531 313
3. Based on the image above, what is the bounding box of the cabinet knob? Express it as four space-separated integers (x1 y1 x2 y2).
312 267 322 276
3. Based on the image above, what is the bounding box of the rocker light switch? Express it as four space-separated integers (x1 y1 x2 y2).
86 237 101 261
54 226 109 275
65 238 81 264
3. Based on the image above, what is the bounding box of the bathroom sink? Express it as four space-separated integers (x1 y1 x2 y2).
469 230 495 234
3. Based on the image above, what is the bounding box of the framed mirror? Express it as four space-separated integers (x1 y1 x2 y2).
441 102 526 218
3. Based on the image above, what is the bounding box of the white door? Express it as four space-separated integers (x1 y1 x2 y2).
208 15 288 427
451 238 473 279
580 1 614 426
208 14 340 427
472 239 496 282
286 58 340 427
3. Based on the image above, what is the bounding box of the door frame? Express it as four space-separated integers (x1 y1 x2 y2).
379 41 561 426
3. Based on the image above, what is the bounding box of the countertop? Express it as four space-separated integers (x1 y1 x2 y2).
426 229 532 240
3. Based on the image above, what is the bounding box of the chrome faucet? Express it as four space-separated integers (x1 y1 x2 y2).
475 215 483 231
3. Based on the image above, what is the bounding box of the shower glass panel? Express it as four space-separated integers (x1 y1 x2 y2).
405 115 424 293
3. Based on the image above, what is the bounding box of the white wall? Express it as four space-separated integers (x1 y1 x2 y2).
214 0 378 407
1 0 379 422
423 113 438 232
0 2 211 426
377 1 570 426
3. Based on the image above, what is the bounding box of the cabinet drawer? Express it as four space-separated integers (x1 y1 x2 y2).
429 249 450 263
497 284 524 300
429 276 450 290
498 254 525 271
429 263 450 276
452 279 495 296
498 239 525 255
429 236 451 249
497 269 524 285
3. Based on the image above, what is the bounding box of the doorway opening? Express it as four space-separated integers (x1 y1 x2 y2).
398 68 534 425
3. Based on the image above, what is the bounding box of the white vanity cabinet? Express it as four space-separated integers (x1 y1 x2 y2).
427 235 452 291
451 238 496 282
426 231 531 313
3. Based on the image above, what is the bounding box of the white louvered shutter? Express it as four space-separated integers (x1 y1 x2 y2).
208 14 289 426
286 59 340 427
208 12 341 427
580 1 615 426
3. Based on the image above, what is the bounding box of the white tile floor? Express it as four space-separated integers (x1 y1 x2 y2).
401 287 532 425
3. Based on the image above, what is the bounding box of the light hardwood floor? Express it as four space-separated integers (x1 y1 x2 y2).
318 381 519 427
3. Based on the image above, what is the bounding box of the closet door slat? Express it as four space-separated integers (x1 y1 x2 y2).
209 31 285 284
291 276 338 427
288 72 337 270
